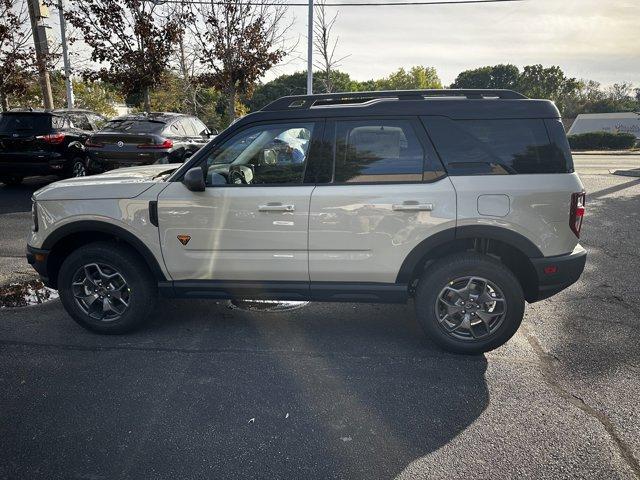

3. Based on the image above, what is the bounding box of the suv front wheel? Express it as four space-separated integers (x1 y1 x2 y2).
58 242 158 334
414 253 525 354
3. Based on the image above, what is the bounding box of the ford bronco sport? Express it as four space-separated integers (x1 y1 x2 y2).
26 90 586 354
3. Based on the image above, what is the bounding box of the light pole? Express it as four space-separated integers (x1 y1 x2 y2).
307 0 313 95
57 0 74 109
26 0 54 109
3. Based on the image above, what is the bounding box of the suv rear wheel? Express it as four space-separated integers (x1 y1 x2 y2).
414 253 525 354
70 157 87 177
57 242 157 334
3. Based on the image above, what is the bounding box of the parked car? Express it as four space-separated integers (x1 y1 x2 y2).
85 112 214 174
0 108 106 185
27 89 586 354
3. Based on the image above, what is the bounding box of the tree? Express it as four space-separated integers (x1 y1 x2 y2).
72 80 122 117
451 64 520 90
313 0 348 93
516 64 581 113
190 0 290 122
149 71 223 129
248 70 360 110
64 0 185 112
375 66 442 90
0 0 36 110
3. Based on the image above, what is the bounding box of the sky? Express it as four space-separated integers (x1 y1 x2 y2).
263 0 640 86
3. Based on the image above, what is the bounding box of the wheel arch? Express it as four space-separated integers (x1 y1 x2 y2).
397 226 542 302
42 221 167 288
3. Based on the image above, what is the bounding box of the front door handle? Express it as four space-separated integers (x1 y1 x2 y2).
392 201 434 211
258 203 295 212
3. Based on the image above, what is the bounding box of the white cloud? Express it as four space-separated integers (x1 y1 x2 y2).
267 0 640 86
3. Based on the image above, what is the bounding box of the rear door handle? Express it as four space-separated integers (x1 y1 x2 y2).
258 203 295 212
392 202 434 211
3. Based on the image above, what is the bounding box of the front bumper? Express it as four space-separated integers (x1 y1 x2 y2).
26 245 52 287
529 244 587 302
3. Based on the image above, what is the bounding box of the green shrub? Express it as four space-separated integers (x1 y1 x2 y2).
568 131 637 150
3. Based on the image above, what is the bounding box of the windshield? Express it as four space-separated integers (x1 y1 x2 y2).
0 114 52 134
102 119 165 134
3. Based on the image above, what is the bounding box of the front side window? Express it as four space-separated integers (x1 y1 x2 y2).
203 122 315 186
334 119 425 183
423 116 571 175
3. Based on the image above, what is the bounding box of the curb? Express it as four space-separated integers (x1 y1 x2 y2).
611 170 640 178
573 151 640 156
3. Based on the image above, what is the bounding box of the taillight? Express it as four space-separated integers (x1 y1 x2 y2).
137 138 173 149
86 137 104 148
570 192 586 238
36 132 65 144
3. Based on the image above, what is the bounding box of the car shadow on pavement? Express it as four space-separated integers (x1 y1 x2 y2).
134 299 490 479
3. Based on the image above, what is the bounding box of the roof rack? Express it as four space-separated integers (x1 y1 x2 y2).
262 89 527 111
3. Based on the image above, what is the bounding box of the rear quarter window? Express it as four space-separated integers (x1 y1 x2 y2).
422 116 573 175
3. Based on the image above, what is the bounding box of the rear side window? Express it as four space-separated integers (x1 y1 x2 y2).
0 114 52 133
422 117 572 175
334 119 424 183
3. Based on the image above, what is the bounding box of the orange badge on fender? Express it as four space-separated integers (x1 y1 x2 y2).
177 234 191 246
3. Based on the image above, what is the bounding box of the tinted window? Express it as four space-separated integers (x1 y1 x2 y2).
167 121 187 137
423 117 571 175
89 114 107 129
334 120 424 183
0 114 51 133
69 113 92 130
190 118 208 136
103 119 165 134
204 122 314 186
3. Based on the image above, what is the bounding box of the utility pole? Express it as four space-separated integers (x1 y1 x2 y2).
26 0 54 109
57 0 74 109
307 0 313 95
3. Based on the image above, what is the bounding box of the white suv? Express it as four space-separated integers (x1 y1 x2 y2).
26 90 587 354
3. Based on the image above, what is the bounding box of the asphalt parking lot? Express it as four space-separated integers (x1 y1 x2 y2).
1 154 639 479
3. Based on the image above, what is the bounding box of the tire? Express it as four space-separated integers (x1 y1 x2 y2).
69 157 87 178
414 253 525 355
0 175 24 186
57 241 158 334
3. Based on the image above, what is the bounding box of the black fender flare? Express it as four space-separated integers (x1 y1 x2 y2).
42 220 167 281
395 225 543 283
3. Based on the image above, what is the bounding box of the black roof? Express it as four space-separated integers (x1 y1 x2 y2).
237 89 560 125
110 112 186 123
52 108 100 115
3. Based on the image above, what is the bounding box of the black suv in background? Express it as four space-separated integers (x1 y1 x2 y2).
0 109 106 185
85 112 214 173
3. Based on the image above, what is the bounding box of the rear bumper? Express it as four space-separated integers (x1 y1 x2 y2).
528 244 587 302
0 152 67 176
26 245 52 287
87 152 169 173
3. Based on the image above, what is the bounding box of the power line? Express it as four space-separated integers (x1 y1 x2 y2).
154 0 522 6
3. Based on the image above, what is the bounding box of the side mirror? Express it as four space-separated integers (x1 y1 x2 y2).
206 126 219 136
182 167 205 192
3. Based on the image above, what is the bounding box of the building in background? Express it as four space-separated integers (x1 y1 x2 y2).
568 112 640 141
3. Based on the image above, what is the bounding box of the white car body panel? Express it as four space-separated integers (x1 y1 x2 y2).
308 179 457 283
451 172 584 256
156 182 314 281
